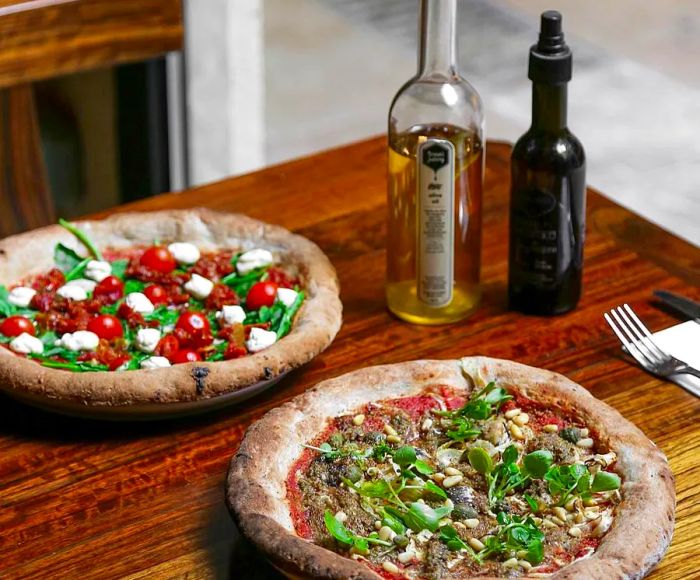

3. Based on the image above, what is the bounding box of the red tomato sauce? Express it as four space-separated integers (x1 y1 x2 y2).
286 423 336 540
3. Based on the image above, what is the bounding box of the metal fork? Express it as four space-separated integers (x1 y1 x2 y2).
604 304 700 380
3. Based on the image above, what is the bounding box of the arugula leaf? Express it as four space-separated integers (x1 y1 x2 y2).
459 382 512 420
124 279 146 295
392 446 417 467
381 508 406 535
0 285 16 317
58 218 103 260
144 306 181 327
274 291 304 338
470 446 550 508
37 359 109 372
323 510 392 553
403 502 451 532
422 480 448 500
66 257 91 281
523 449 553 478
544 463 592 505
110 259 128 280
446 415 480 441
413 459 433 476
523 493 539 512
467 447 493 474
324 510 354 546
439 525 470 552
54 243 84 274
591 471 621 493
480 512 545 565
221 267 267 296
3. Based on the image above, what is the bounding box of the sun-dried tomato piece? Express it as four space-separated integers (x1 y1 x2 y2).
205 283 238 310
31 268 65 292
267 267 298 289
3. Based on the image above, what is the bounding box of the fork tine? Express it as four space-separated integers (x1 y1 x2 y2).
609 309 656 367
622 304 669 360
615 306 661 365
604 312 654 369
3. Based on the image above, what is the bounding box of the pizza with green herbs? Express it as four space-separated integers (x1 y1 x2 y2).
228 357 674 579
0 209 341 406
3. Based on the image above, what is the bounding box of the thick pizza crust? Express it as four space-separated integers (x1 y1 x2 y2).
0 208 342 406
227 357 675 580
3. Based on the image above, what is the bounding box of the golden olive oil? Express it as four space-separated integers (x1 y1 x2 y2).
386 124 483 324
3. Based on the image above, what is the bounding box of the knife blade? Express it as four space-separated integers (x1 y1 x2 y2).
654 290 700 323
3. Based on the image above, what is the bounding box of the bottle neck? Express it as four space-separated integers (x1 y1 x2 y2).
418 0 457 77
532 83 568 132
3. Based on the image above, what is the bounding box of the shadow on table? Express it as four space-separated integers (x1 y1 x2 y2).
199 497 283 580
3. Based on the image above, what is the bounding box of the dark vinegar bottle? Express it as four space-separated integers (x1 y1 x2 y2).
508 11 586 315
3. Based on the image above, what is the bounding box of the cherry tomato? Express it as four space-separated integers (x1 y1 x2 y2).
93 276 124 303
87 314 124 340
170 349 202 364
155 334 180 358
144 284 169 306
246 281 278 310
175 311 211 334
0 316 35 337
140 246 176 274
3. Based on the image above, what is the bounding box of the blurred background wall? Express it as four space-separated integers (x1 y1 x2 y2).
34 0 699 244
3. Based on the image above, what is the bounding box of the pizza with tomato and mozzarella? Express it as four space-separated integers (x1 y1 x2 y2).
0 209 341 408
227 357 674 579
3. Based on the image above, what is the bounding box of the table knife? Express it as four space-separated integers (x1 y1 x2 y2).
654 290 700 323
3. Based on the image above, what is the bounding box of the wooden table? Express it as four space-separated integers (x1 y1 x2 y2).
1 139 698 579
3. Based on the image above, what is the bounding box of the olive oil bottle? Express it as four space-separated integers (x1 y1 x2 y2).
509 11 586 315
386 0 484 325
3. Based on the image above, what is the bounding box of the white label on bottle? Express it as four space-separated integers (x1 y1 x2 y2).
417 138 455 307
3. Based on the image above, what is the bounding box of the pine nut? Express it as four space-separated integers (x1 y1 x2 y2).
505 408 521 419
503 557 519 568
532 517 543 525
552 507 568 521
468 538 485 551
565 498 577 512
375 520 382 530
509 424 525 440
580 428 590 437
568 526 582 537
384 424 398 437
442 475 463 488
464 518 480 529
453 521 466 531
445 467 461 476
577 438 594 448
513 413 529 426
379 526 396 541
443 498 454 509
551 516 566 526
382 561 400 574
421 418 433 431
398 551 414 564
542 519 558 529
543 424 559 433
335 511 347 522
432 472 445 483
387 435 402 444
519 560 533 570
352 414 365 426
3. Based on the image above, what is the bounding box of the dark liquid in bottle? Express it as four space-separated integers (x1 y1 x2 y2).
509 139 585 315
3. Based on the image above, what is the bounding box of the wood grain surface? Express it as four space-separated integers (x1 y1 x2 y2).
0 0 182 89
0 139 698 579
0 83 54 235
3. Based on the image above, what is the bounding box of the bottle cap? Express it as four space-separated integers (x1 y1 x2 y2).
528 10 572 84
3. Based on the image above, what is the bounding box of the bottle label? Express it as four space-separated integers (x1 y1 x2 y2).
417 139 455 307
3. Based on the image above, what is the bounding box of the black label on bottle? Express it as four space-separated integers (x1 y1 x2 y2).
511 186 568 288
